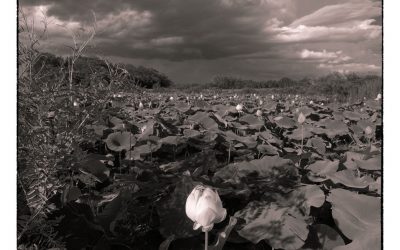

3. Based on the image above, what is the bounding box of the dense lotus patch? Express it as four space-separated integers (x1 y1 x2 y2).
23 90 381 249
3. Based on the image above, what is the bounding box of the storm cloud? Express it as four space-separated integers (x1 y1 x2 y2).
19 0 382 83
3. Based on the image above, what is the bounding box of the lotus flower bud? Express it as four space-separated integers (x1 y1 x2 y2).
73 101 79 107
365 126 373 135
170 96 174 101
236 104 243 112
185 185 227 232
139 102 144 109
141 125 147 133
309 100 313 105
298 112 306 124
256 109 262 117
271 95 275 100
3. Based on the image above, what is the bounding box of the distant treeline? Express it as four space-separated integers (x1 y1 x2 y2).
33 53 173 89
33 52 382 101
175 73 382 102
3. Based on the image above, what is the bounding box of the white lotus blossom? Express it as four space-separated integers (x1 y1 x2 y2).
185 185 227 232
236 104 243 112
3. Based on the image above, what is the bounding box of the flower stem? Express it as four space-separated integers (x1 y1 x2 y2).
205 231 208 250
301 124 304 153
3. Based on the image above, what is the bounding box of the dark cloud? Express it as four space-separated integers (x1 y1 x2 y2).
19 0 382 83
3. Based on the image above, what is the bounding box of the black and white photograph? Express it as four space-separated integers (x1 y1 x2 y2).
10 0 389 249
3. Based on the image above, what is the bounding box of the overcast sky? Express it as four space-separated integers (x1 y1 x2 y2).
19 0 382 84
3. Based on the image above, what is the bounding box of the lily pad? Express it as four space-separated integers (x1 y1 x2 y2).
257 144 279 156
157 176 202 238
286 124 313 141
326 188 381 240
174 101 191 113
333 228 380 250
307 160 339 177
239 114 264 130
274 116 296 129
126 143 161 161
343 152 365 170
343 111 367 121
288 185 325 215
320 120 349 138
105 132 136 152
327 169 374 189
213 156 298 186
188 112 219 130
235 202 309 250
355 155 381 170
307 224 345 250
223 131 258 149
85 124 107 136
78 155 110 183
310 137 326 155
